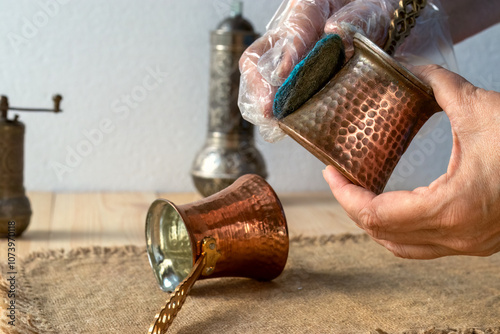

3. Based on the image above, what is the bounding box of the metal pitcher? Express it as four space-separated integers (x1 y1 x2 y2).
191 1 267 197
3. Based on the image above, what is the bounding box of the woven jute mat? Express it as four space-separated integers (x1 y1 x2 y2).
1 234 499 334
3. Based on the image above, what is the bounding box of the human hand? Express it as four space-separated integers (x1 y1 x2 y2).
323 64 500 259
238 0 450 142
238 0 401 142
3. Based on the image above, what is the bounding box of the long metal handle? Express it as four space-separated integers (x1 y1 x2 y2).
384 0 427 55
148 253 206 334
147 237 221 334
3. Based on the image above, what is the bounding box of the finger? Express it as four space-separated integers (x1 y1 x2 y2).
409 64 489 174
367 189 443 232
239 0 341 121
410 64 477 120
375 239 453 260
271 0 341 81
247 0 337 86
322 165 376 226
363 228 443 246
372 228 500 257
324 0 394 57
323 166 442 233
372 230 500 259
368 237 450 259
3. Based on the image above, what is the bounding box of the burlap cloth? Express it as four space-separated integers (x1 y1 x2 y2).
1 234 499 334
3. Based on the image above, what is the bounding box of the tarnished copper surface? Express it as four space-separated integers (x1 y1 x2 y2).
146 174 288 332
177 173 288 280
148 173 288 286
279 33 441 194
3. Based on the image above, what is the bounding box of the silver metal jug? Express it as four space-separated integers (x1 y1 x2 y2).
191 1 267 197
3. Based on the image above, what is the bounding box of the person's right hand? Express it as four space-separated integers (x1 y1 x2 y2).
238 0 400 142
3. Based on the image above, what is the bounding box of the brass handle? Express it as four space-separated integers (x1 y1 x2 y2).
148 238 221 334
384 0 427 55
148 253 206 334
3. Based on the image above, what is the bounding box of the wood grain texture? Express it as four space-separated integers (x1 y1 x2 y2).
1 192 360 260
49 192 156 250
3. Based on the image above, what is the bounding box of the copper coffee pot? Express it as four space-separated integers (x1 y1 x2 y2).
146 174 288 333
279 0 440 194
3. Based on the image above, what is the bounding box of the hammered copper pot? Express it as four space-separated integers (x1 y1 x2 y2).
279 33 441 194
146 173 289 292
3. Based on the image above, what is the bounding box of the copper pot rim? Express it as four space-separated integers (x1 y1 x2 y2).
145 198 196 292
353 33 435 99
145 198 197 264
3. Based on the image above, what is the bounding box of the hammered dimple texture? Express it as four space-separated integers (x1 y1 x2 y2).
279 35 440 194
177 174 289 281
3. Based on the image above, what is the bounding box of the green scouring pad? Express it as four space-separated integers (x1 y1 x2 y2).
273 34 345 119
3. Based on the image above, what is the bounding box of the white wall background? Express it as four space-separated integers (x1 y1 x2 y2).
1 0 499 193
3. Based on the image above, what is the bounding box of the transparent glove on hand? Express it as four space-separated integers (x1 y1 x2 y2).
238 0 456 142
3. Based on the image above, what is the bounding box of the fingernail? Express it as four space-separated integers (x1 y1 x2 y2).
322 166 331 181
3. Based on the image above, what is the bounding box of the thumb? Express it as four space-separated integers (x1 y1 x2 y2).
410 64 479 121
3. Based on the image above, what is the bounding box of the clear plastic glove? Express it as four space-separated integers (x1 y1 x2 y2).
238 0 456 142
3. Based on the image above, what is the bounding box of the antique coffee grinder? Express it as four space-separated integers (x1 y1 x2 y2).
191 1 267 197
0 95 62 237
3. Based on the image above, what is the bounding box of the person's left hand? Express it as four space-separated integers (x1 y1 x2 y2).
323 64 500 259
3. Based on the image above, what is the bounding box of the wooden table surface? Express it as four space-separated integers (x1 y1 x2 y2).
1 192 361 259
